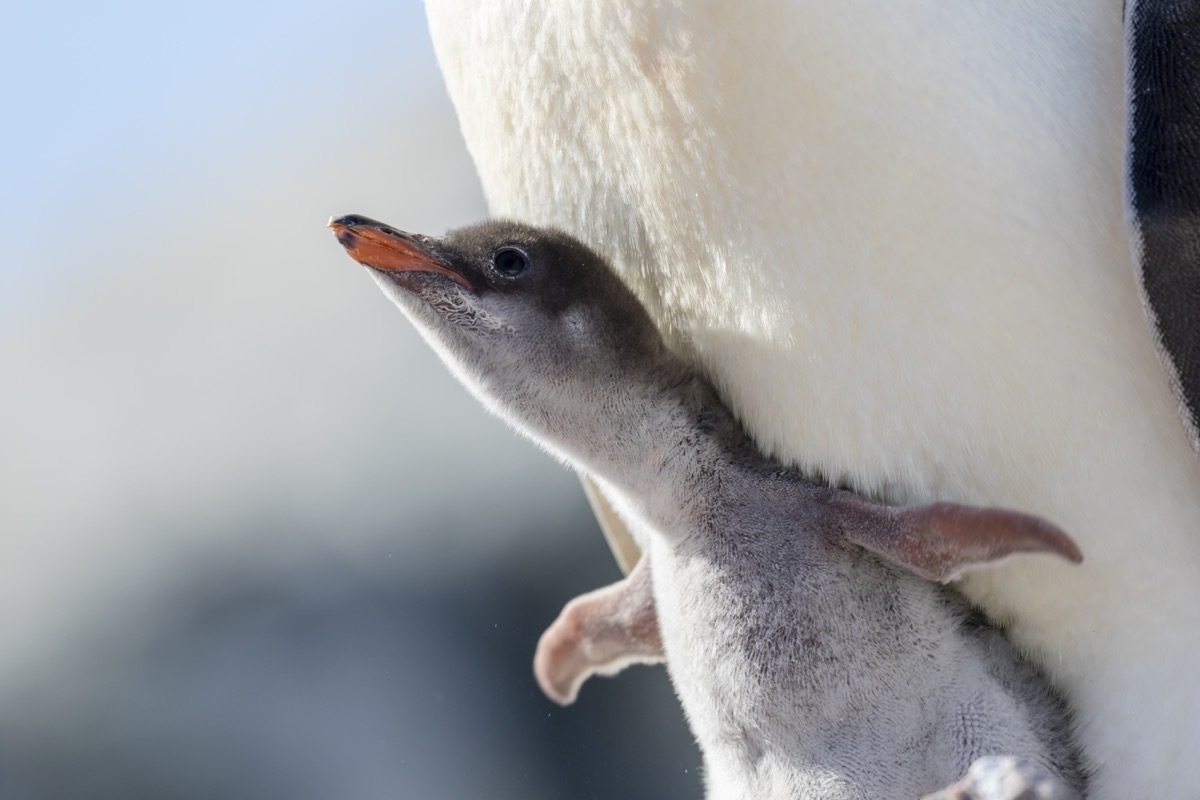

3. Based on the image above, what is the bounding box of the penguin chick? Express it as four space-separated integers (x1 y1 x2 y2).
329 215 1086 799
536 559 1079 800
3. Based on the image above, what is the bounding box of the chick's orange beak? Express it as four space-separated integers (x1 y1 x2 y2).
328 215 474 290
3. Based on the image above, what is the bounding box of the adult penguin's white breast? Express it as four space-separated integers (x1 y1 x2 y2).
425 2 1200 797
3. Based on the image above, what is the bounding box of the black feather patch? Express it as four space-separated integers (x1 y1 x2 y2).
1126 0 1200 450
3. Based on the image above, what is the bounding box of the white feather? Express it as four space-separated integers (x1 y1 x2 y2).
425 1 1200 796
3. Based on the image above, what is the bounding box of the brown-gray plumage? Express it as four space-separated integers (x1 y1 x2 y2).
329 215 1085 799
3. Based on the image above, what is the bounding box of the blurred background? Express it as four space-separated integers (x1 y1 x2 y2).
0 2 701 797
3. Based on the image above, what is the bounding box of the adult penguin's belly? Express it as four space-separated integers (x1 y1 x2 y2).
428 0 1200 796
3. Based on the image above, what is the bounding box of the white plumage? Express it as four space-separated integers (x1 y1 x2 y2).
424 2 1200 797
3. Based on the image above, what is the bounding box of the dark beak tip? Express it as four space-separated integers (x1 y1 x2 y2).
328 213 388 230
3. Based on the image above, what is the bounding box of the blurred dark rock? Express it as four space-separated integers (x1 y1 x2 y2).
0 508 702 800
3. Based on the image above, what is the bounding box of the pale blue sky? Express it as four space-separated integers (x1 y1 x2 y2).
0 1 444 308
0 11 702 793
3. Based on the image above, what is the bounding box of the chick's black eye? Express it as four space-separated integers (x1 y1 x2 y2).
493 247 529 277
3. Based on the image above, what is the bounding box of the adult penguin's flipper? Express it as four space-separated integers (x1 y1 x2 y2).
1126 0 1200 453
580 474 641 576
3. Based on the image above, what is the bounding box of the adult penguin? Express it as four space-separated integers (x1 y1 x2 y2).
423 2 1200 797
